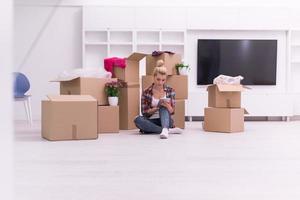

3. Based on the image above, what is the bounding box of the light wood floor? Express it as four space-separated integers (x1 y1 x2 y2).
14 120 300 200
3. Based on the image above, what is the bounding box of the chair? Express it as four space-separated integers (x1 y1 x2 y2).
13 72 32 125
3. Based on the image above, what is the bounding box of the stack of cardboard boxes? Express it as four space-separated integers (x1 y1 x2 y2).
42 77 119 141
58 77 120 134
113 53 146 130
41 51 188 141
141 53 188 129
203 84 248 133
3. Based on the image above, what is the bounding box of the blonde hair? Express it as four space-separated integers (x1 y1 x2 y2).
153 59 167 76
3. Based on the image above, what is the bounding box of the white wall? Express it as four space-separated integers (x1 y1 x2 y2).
14 5 82 120
14 0 300 7
14 3 300 120
0 1 13 199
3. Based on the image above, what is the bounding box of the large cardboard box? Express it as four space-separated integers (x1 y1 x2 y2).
119 82 140 130
172 100 185 129
98 106 119 133
207 84 245 108
114 52 147 82
146 53 181 75
42 95 98 141
142 75 188 99
203 107 248 133
51 77 117 105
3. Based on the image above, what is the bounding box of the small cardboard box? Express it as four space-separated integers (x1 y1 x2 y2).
203 107 248 133
51 77 117 105
142 75 188 99
119 82 140 130
41 95 98 141
207 84 245 108
114 52 147 82
146 53 181 75
172 99 185 129
98 106 119 133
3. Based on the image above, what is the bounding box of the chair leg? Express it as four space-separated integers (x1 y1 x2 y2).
23 100 30 124
27 97 33 125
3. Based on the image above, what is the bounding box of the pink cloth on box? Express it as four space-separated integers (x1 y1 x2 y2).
104 57 126 77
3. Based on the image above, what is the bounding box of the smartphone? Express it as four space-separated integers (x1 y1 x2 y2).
160 97 170 103
158 98 170 107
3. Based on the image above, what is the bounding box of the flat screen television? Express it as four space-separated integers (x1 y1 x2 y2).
197 39 277 85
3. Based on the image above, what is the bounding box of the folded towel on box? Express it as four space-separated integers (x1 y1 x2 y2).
52 68 112 81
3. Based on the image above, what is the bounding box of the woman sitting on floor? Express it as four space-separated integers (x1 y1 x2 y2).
134 60 183 139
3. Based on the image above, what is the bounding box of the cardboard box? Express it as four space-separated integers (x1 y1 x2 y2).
51 77 117 105
41 95 98 141
98 106 119 133
119 82 140 130
146 53 181 75
142 75 188 99
172 100 185 129
114 52 147 82
203 107 248 133
207 84 245 108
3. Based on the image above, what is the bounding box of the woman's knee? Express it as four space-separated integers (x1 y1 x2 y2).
159 107 170 116
159 106 168 112
134 115 143 125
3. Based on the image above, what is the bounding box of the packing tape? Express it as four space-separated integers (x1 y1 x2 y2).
72 125 77 139
226 99 231 107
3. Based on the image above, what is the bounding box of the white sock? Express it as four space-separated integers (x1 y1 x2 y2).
160 128 169 139
168 127 183 134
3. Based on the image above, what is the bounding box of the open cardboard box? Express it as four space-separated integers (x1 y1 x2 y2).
41 95 98 141
146 53 181 75
207 84 247 108
113 52 147 83
51 77 117 105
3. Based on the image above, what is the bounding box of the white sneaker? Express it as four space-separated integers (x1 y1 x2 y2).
168 127 183 134
160 128 169 139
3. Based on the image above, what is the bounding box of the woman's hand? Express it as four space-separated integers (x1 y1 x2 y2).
148 107 159 115
160 100 173 113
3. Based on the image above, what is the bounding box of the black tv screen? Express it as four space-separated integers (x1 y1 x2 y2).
197 39 277 85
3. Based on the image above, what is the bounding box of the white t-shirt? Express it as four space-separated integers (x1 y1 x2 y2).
149 95 166 119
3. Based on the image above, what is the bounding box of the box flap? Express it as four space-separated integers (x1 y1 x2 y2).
216 84 245 92
206 84 214 91
47 95 96 102
127 52 147 61
50 76 80 82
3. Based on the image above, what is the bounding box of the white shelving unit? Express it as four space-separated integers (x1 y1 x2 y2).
83 29 185 68
161 30 185 58
83 30 108 68
288 30 300 115
290 30 300 95
83 29 134 68
136 30 160 54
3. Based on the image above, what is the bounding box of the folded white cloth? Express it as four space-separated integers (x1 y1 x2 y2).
213 75 244 85
54 68 112 81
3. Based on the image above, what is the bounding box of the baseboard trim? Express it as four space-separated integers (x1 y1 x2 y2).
185 116 300 121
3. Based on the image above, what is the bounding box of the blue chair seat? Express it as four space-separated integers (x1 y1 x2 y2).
13 72 32 125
